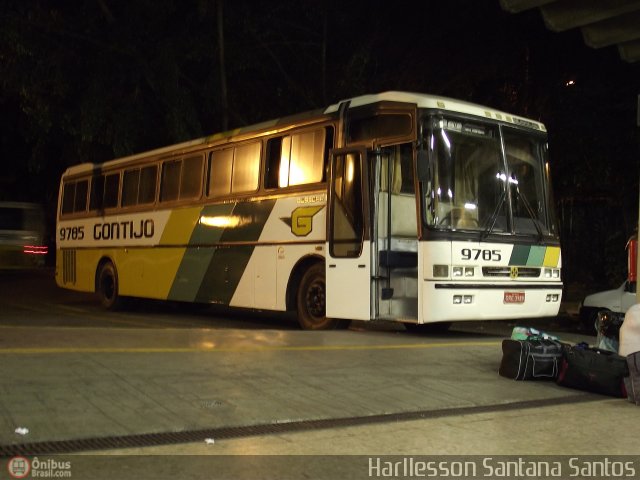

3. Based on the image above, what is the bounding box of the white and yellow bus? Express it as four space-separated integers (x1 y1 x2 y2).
56 91 562 330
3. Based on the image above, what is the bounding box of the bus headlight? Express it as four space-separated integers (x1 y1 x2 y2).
433 265 449 277
452 266 474 277
544 268 561 278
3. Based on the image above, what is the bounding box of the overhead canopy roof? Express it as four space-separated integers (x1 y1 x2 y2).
500 0 640 62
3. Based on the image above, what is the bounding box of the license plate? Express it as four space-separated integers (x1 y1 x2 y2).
504 291 525 304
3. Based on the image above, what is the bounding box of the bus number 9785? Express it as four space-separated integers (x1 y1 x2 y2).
59 226 85 241
461 248 501 262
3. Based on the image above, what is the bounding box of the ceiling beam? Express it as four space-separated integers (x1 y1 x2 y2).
498 0 554 14
582 11 640 48
619 39 640 62
499 0 640 62
541 0 640 31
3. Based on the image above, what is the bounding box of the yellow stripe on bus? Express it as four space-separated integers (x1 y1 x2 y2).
160 207 202 245
543 246 560 267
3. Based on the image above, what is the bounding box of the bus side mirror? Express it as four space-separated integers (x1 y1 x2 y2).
417 150 430 181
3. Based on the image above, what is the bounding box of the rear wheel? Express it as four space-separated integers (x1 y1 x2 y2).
97 261 124 310
296 263 350 330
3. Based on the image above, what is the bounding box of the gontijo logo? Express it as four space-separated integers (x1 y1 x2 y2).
7 457 30 478
281 206 324 237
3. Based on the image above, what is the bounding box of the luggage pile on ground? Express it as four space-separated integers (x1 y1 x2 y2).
499 317 637 400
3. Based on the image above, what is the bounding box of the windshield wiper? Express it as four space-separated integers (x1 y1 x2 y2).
514 186 545 242
480 188 507 241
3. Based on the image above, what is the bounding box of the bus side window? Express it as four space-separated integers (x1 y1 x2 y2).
232 142 260 193
160 156 203 203
62 182 75 214
139 165 158 204
288 130 325 186
208 149 233 197
265 127 331 189
74 180 88 213
265 137 283 189
122 169 140 207
90 175 105 211
62 179 89 215
180 156 203 199
104 173 120 209
160 160 181 203
121 165 157 207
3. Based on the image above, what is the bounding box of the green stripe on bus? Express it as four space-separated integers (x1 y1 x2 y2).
195 246 254 304
170 199 277 304
508 245 554 267
526 245 546 266
508 245 530 266
168 247 217 302
190 204 235 244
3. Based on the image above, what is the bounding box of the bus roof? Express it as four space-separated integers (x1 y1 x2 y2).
325 91 546 131
63 91 546 177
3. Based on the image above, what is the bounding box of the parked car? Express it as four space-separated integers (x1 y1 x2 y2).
0 202 48 269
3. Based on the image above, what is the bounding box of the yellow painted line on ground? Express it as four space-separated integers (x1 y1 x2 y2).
0 341 501 355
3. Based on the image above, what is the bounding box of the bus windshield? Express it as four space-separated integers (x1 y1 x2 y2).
421 116 557 237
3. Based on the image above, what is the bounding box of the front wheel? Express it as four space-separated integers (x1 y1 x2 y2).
296 263 350 330
97 261 124 310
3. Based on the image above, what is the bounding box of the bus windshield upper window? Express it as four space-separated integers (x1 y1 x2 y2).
424 119 505 232
349 114 412 143
503 130 552 236
421 116 554 237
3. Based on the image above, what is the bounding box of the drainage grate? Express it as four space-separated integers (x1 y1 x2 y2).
0 394 602 456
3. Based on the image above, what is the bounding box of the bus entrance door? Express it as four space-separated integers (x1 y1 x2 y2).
326 148 372 320
374 145 419 322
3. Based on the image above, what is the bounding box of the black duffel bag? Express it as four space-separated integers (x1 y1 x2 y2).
556 343 629 397
499 338 563 380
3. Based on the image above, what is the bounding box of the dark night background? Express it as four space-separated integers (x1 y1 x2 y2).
1 0 639 300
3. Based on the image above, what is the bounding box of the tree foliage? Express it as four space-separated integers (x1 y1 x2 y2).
1 0 638 294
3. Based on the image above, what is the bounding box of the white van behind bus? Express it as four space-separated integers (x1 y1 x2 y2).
0 202 48 269
579 281 637 327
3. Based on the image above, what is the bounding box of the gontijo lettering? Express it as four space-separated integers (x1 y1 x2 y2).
93 219 154 240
